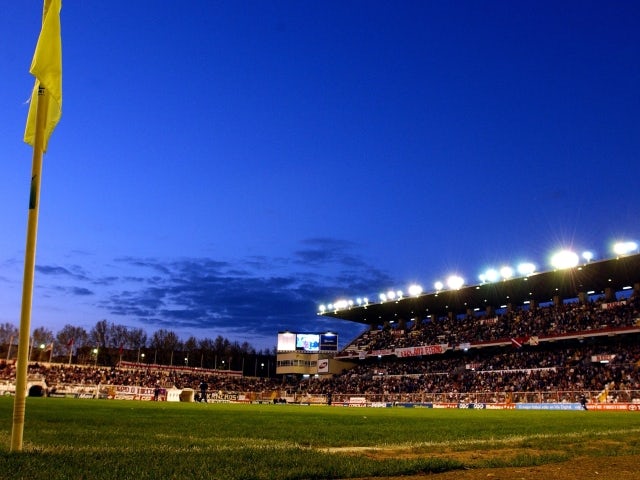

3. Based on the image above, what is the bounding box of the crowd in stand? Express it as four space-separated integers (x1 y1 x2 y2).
352 294 640 352
1 294 639 403
318 295 640 401
301 338 640 401
0 361 283 394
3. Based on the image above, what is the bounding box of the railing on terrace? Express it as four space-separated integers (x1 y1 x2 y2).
1 380 639 405
284 390 640 405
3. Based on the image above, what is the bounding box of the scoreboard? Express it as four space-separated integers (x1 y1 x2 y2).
277 332 338 352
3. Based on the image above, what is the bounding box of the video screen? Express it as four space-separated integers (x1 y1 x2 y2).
295 333 320 352
320 333 338 351
277 332 296 351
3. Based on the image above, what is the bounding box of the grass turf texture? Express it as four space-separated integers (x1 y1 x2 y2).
0 397 639 479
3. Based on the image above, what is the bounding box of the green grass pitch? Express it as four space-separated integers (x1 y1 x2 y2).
1 397 639 479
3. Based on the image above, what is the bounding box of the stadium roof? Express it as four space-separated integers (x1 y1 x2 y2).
319 253 640 326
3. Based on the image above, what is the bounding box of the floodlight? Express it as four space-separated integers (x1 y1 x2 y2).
318 304 326 313
613 241 638 256
517 262 536 276
334 299 348 310
379 293 387 302
434 281 444 291
500 266 514 279
485 268 499 283
408 284 423 296
396 290 403 299
550 250 579 269
582 251 594 262
387 290 396 300
446 275 464 290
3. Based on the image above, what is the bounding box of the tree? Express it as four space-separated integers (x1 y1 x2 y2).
128 327 147 351
239 341 255 355
213 335 230 356
0 322 19 345
183 336 198 366
0 322 19 359
55 324 88 353
150 329 182 365
31 326 54 361
89 319 109 348
107 323 129 349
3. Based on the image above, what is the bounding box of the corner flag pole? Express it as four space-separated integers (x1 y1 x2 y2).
11 86 48 453
11 0 62 452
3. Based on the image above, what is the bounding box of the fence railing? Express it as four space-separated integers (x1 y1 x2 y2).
287 389 640 405
2 379 638 406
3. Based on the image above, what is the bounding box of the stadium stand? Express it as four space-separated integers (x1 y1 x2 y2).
1 256 639 407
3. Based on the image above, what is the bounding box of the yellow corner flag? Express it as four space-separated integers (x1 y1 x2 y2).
24 0 62 152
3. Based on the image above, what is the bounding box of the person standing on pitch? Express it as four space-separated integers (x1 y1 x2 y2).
199 379 208 403
580 394 588 410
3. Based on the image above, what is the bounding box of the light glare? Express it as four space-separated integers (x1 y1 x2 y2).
613 241 638 255
485 268 499 282
408 284 423 296
550 250 579 269
517 262 536 276
446 275 464 290
500 266 514 279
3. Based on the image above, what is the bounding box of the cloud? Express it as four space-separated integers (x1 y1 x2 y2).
36 265 74 276
36 264 89 281
70 287 93 296
33 237 392 349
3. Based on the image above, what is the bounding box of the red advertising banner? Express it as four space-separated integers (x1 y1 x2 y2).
395 344 448 358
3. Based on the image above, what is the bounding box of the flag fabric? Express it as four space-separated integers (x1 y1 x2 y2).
67 337 74 348
510 336 529 348
24 0 62 151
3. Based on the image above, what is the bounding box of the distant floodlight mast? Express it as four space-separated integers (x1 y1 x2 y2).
484 268 499 283
434 281 444 291
500 266 514 280
550 249 579 269
379 293 387 302
517 262 536 276
334 299 348 310
408 284 423 296
582 251 594 262
446 275 464 290
613 241 638 256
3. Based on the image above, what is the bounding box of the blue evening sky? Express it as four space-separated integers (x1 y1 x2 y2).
1 1 639 351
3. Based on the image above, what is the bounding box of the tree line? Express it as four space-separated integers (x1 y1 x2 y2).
0 320 276 376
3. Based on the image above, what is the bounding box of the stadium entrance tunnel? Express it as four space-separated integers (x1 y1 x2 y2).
179 388 195 402
28 384 45 397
